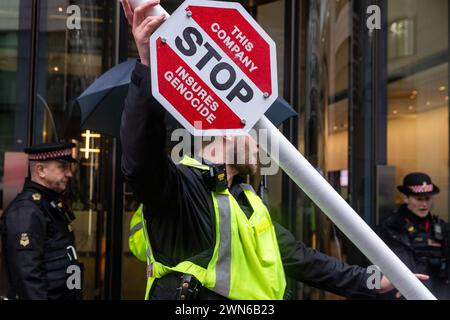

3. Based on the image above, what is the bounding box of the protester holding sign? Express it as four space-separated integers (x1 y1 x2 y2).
119 0 414 300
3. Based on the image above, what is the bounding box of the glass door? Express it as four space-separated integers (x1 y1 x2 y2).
387 0 449 222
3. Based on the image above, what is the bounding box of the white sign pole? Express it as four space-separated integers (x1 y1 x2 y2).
254 115 436 300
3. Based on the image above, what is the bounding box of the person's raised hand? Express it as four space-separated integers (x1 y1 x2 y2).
121 0 166 66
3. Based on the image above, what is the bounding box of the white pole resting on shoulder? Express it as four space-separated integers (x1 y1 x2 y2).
254 115 436 301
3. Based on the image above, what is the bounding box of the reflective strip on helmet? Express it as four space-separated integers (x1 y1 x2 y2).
213 193 232 297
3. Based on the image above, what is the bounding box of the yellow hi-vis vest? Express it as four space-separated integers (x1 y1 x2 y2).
137 156 286 300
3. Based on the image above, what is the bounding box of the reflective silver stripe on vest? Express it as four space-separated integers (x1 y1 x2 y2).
240 183 256 194
146 246 152 263
214 193 232 297
130 222 143 237
139 208 153 264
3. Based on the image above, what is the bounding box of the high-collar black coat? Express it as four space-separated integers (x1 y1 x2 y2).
1 179 79 300
376 205 450 300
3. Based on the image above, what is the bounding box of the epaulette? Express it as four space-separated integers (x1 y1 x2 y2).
31 193 42 201
15 190 43 205
10 190 41 204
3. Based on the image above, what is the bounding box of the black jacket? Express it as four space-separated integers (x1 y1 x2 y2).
1 179 80 300
376 205 450 300
120 61 377 300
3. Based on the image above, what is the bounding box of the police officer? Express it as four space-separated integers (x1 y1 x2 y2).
1 142 81 300
118 0 425 300
377 173 450 299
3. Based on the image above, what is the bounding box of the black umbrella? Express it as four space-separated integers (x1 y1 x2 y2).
76 59 297 136
76 59 136 137
265 96 297 127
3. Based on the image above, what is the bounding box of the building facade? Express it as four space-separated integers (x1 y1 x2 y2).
0 0 449 299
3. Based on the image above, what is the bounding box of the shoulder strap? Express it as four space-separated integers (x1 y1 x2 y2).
3 190 44 218
179 155 210 171
240 183 257 195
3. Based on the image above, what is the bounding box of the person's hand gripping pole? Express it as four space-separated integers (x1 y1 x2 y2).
121 0 166 66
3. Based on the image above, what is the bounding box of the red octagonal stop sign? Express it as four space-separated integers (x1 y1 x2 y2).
150 0 278 136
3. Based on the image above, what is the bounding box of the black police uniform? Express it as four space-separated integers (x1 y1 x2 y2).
377 173 450 300
1 143 81 300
